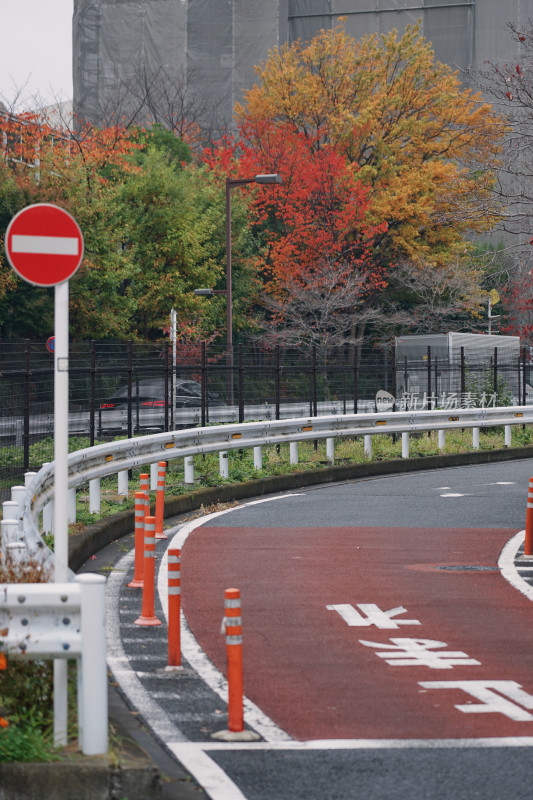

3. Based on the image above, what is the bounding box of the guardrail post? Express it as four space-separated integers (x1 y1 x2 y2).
118 469 128 497
505 425 512 447
167 548 181 667
155 461 168 540
364 434 372 459
76 573 108 755
89 478 100 514
253 446 262 471
68 488 76 523
150 462 158 490
219 451 229 478
184 456 194 485
24 471 37 489
401 431 410 459
1 518 19 550
43 499 54 533
326 437 335 464
289 441 298 464
10 485 25 518
438 429 445 450
472 427 480 450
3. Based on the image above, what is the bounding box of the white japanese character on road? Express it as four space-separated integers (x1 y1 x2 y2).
359 638 481 669
326 604 421 629
420 680 533 721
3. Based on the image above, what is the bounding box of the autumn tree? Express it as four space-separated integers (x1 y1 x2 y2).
235 23 506 267
215 123 388 350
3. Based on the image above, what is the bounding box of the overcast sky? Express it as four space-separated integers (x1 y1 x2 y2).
0 0 73 109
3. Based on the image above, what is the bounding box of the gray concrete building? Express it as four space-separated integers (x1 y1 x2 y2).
73 1 533 130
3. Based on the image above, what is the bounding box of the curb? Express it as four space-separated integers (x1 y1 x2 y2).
0 750 160 800
68 443 533 571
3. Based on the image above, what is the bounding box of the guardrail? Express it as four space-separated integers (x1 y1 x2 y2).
0 574 107 755
2 405 532 567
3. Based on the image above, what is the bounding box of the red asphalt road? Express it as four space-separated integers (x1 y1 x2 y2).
181 525 533 741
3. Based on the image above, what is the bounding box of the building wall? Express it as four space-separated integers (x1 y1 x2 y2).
73 0 531 127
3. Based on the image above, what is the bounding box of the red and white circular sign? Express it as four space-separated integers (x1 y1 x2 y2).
5 203 84 287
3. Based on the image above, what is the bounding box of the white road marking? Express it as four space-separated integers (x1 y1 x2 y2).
157 496 296 744
168 744 250 800
498 530 533 601
440 493 465 497
173 737 533 752
326 603 421 629
106 550 189 743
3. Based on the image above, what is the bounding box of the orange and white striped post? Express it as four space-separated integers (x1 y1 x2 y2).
211 588 260 741
140 473 150 519
155 461 168 540
167 548 181 667
224 588 244 732
134 515 161 627
128 491 145 588
524 477 533 556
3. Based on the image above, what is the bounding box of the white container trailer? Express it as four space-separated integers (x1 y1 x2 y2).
394 333 521 406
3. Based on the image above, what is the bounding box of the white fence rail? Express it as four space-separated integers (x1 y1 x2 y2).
0 404 530 566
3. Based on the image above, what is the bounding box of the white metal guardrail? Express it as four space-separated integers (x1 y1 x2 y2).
0 574 107 755
0 404 530 566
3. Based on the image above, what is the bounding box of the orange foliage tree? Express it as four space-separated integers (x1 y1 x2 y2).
235 23 506 266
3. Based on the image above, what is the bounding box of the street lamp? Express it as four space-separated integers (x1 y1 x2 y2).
195 173 283 404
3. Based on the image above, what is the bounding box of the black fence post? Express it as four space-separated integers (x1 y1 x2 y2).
164 341 170 432
427 346 432 409
522 346 527 406
238 344 244 424
353 347 358 414
201 341 206 428
24 338 30 471
391 346 396 405
493 346 498 402
312 346 318 449
275 345 281 421
460 346 466 400
312 346 318 417
90 339 96 446
127 341 133 439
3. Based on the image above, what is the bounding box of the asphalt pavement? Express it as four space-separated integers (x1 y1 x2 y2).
100 460 533 799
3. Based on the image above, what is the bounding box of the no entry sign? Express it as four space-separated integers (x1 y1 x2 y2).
5 203 84 286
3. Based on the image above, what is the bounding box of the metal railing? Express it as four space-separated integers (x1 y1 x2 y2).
2 404 532 571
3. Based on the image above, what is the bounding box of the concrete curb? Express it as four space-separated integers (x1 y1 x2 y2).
0 754 161 800
68 443 533 571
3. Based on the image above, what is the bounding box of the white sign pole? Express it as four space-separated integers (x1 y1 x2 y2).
53 279 70 746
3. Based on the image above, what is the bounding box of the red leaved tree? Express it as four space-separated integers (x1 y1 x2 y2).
208 122 389 355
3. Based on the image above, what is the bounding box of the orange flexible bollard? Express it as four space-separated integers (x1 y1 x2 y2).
224 588 244 732
167 548 181 667
525 477 533 556
128 491 145 588
211 589 259 742
134 516 161 627
155 461 167 540
140 473 150 519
